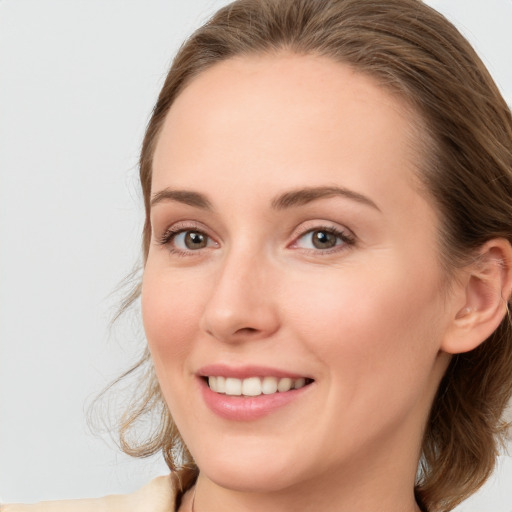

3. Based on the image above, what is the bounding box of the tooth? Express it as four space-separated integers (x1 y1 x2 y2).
277 377 292 392
216 376 226 393
294 378 306 389
212 375 304 395
225 377 242 396
261 376 278 394
208 376 218 392
242 377 262 396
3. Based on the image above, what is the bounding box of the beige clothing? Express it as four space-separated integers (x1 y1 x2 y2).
1 475 177 512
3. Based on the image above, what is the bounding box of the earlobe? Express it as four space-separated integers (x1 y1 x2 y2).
441 238 512 355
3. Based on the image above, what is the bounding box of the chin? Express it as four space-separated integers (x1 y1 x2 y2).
205 463 304 493
192 442 310 493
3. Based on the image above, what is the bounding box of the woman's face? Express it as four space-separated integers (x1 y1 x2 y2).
142 55 455 493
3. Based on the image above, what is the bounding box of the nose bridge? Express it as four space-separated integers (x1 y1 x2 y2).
200 240 279 341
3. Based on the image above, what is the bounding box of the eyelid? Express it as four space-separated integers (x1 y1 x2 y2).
155 219 355 255
288 222 356 252
156 220 219 251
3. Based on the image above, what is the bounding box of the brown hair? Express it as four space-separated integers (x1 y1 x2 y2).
115 1 512 510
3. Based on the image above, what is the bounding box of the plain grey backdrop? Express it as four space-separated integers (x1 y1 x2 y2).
1 0 511 509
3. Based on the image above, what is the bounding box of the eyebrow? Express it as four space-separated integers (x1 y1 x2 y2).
150 188 213 210
150 185 380 212
271 186 381 211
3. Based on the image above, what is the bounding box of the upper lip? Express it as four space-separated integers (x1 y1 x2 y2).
197 364 311 380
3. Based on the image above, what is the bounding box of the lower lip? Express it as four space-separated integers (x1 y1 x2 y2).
199 378 312 421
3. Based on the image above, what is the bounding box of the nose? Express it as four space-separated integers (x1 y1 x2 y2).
199 249 280 343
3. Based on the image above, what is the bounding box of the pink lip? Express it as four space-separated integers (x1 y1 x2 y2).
197 368 313 421
197 363 309 380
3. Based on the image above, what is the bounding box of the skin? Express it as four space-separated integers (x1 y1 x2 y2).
141 54 474 512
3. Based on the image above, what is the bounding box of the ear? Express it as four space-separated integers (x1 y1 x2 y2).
441 238 512 354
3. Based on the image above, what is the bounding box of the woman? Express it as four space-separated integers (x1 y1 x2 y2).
5 0 512 511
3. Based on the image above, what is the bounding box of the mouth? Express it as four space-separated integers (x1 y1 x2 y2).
198 366 315 420
204 376 314 397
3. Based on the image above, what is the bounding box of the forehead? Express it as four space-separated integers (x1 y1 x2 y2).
152 53 426 212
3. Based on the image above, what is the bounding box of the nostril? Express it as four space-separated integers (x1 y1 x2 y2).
236 327 259 335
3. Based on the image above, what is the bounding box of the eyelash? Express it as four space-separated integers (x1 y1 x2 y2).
291 225 355 254
157 224 213 256
157 224 355 256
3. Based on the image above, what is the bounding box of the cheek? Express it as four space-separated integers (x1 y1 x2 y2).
285 259 445 386
141 264 211 428
283 262 447 448
141 265 204 369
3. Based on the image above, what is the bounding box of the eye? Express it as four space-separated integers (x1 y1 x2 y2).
158 226 217 254
293 227 354 251
175 230 210 249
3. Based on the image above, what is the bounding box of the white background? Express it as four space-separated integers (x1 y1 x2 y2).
1 0 511 509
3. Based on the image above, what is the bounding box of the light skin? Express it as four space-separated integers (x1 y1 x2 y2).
141 54 512 512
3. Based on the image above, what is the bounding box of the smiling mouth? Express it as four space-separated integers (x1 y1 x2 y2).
205 376 314 397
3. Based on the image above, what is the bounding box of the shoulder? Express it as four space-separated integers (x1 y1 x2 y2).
1 475 176 512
